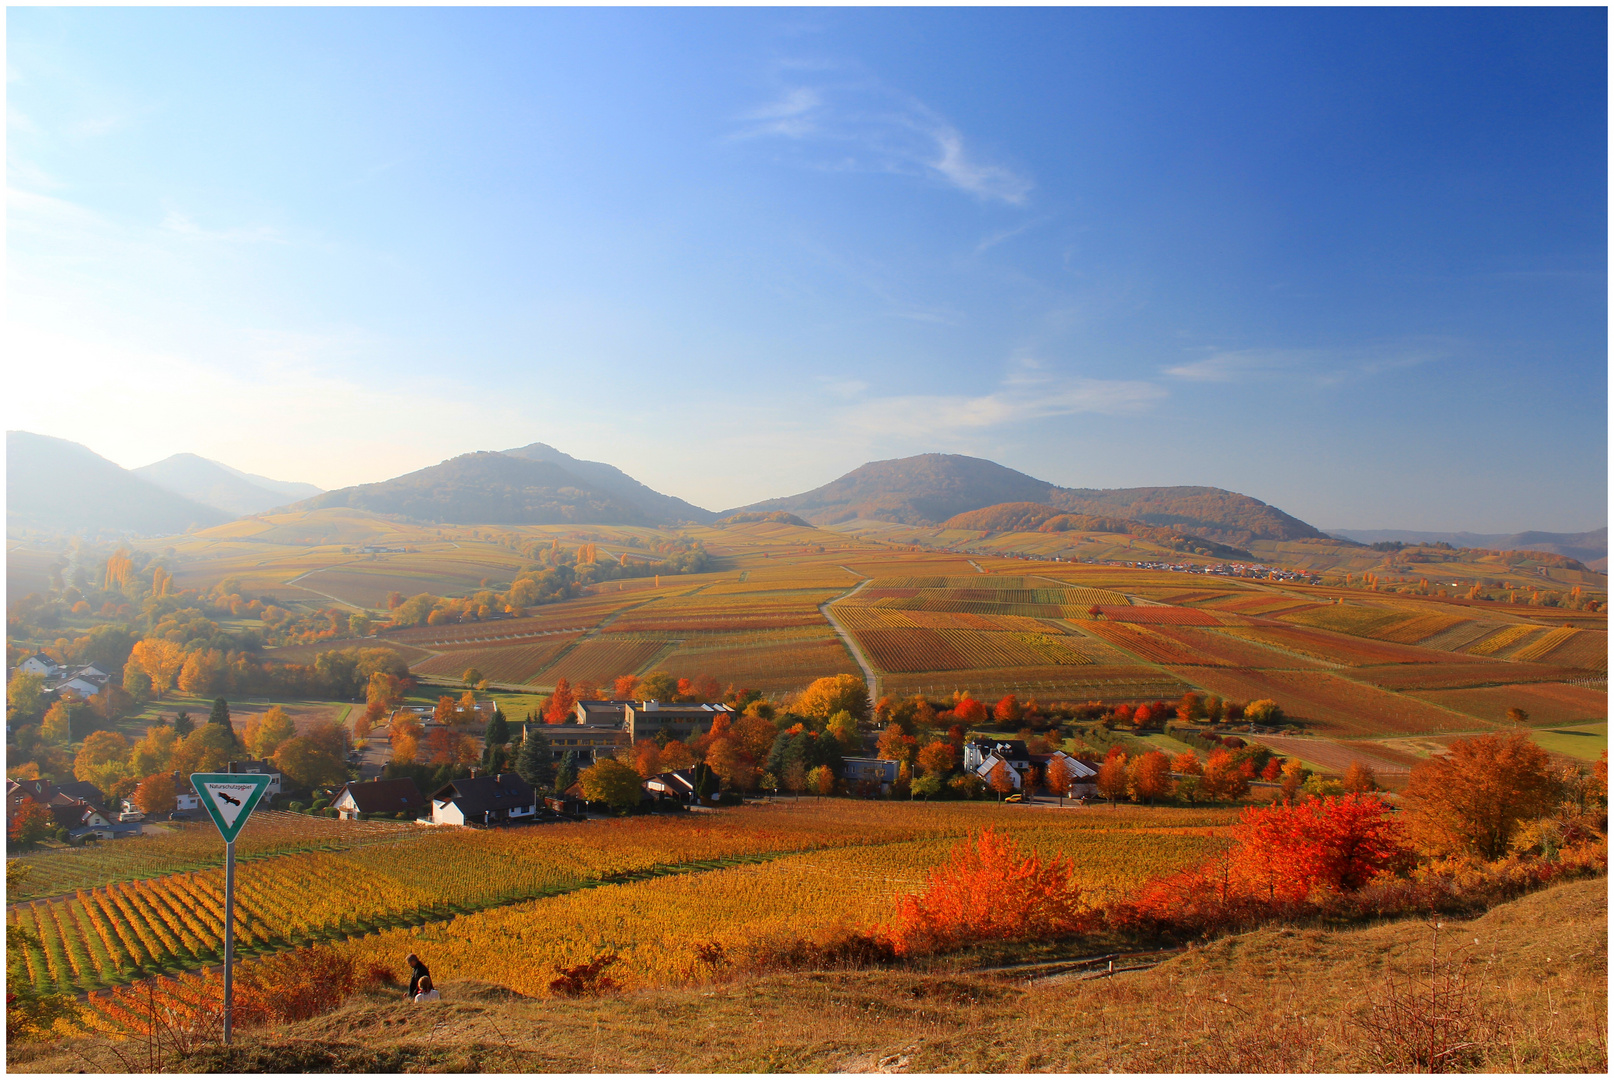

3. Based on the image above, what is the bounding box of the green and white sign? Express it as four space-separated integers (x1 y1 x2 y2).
190 773 272 843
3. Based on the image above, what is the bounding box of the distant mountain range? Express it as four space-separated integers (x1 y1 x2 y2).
7 431 1605 569
7 432 231 536
1329 527 1608 568
730 453 1323 547
133 453 323 515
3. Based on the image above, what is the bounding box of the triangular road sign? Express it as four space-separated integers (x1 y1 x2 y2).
191 773 272 843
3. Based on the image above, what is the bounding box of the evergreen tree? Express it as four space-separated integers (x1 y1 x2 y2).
173 710 194 738
554 749 580 794
691 761 721 800
515 726 555 789
484 707 510 750
208 698 231 728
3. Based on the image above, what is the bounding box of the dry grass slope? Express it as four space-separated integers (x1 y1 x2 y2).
18 876 1603 1074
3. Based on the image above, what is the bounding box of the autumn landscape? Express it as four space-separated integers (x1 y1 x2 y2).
6 6 1607 1076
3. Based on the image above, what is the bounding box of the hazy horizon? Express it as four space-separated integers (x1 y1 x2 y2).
8 8 1607 532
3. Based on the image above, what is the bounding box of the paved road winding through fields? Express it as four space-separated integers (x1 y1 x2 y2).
822 574 880 700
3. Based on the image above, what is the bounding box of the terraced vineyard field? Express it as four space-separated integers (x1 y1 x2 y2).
1463 623 1543 656
1347 660 1568 691
338 819 1224 997
533 638 671 685
1094 604 1219 626
1165 667 1483 738
7 812 422 902
1514 627 1607 670
1077 620 1225 666
1408 682 1610 727
1214 624 1448 667
654 632 858 693
879 665 1189 701
20 802 1235 998
1278 603 1471 644
410 633 584 683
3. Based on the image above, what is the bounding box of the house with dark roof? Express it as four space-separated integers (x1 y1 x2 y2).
963 739 1030 774
428 772 538 826
17 653 62 679
331 777 424 820
644 768 700 804
6 778 106 820
51 796 117 838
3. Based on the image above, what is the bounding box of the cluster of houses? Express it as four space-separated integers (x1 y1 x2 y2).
962 738 1099 796
5 760 285 843
16 652 113 700
6 777 140 841
313 706 1104 828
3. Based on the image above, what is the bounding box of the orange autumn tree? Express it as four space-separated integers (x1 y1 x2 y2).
1096 749 1128 805
952 695 988 725
544 679 577 724
1127 749 1173 804
880 827 1087 956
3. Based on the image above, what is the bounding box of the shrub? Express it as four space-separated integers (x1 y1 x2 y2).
547 952 621 997
235 945 358 1026
880 827 1089 956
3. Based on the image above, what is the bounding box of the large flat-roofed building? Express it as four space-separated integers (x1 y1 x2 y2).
524 721 628 762
626 701 736 743
572 700 636 726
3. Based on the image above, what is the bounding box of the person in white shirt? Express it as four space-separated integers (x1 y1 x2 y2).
413 975 441 1003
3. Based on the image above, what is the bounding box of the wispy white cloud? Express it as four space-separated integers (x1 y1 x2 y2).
1164 349 1298 383
837 363 1165 439
735 70 1032 205
973 218 1044 255
1166 343 1454 386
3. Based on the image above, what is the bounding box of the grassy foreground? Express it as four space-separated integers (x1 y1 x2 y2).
13 875 1604 1074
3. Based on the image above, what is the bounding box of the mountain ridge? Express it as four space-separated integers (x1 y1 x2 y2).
7 432 231 537
729 453 1324 546
1327 526 1606 564
501 442 714 523
133 453 321 516
292 451 656 525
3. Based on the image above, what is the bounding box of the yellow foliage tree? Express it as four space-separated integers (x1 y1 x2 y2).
129 639 185 699
795 674 870 723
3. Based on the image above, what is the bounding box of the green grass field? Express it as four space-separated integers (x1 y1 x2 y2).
1528 722 1607 761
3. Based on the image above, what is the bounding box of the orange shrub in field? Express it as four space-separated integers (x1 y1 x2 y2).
880 827 1088 956
1116 795 1414 936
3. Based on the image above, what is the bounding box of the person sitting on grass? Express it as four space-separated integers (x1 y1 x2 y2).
406 952 431 999
413 975 440 1003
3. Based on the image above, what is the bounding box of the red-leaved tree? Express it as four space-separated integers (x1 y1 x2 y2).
881 827 1087 956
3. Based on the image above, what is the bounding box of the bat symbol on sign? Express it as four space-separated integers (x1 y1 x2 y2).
215 791 242 807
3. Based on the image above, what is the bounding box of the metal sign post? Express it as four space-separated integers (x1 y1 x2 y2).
190 772 272 1045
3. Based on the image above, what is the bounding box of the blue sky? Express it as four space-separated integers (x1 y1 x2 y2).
7 7 1606 530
